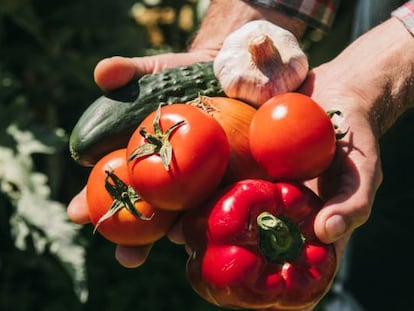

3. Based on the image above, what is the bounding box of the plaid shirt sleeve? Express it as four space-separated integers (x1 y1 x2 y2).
244 0 340 32
392 1 414 35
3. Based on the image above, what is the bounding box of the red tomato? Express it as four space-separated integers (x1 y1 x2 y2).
249 93 336 181
127 104 230 211
86 148 178 246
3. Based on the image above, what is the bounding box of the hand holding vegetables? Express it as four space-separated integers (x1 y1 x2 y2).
297 19 413 244
67 7 393 311
67 22 336 308
64 0 414 308
70 87 339 311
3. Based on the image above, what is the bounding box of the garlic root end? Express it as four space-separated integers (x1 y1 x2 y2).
248 35 282 70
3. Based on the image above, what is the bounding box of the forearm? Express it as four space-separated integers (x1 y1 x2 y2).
326 17 414 137
375 18 414 135
189 0 307 53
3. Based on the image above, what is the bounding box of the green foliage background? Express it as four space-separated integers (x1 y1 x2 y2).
0 0 222 310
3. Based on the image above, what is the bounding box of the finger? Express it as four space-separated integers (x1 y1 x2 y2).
129 51 215 74
115 244 153 268
314 142 382 244
67 187 90 224
94 52 215 91
167 219 185 245
94 56 137 91
315 186 375 244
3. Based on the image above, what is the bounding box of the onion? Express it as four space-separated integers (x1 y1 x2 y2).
190 96 270 185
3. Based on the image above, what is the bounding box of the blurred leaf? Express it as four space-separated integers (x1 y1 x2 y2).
0 0 43 42
0 124 88 303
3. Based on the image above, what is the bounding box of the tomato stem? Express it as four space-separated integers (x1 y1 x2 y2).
94 170 153 232
128 105 185 171
326 110 349 140
257 212 304 263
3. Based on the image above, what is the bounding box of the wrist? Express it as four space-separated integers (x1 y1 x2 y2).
325 17 414 137
365 18 414 136
189 0 306 54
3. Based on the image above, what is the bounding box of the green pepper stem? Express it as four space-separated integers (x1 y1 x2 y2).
257 212 304 263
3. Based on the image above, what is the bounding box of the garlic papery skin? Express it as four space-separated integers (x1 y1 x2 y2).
213 20 309 107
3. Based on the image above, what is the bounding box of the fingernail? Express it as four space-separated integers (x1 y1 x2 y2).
325 215 347 242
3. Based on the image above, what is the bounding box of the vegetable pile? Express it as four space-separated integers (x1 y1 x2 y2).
69 21 345 310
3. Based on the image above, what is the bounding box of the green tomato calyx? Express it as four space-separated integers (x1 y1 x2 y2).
128 105 185 171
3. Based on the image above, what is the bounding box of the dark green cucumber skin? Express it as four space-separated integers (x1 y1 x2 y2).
69 61 224 166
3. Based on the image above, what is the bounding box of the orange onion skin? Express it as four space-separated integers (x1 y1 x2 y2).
192 96 271 185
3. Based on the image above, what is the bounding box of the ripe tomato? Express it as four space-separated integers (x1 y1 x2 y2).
86 148 179 246
127 104 230 211
249 93 336 181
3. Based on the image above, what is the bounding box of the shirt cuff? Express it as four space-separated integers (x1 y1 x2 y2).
392 1 414 36
245 0 339 32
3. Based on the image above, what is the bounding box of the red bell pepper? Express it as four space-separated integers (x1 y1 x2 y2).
183 179 336 310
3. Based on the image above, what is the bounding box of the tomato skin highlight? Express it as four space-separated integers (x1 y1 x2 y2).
86 149 178 246
127 104 230 211
249 93 336 181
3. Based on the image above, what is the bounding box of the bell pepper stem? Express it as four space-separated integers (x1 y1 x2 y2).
257 212 304 263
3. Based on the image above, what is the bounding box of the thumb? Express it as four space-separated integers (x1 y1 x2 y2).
93 52 215 91
93 56 138 91
314 172 380 244
313 142 382 244
67 187 90 225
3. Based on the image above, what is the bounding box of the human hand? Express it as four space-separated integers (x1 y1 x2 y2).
262 16 414 311
257 60 385 311
67 50 217 267
67 40 370 311
299 17 414 264
256 56 384 311
299 65 383 268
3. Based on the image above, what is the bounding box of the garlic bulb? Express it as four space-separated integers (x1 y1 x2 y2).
213 20 308 107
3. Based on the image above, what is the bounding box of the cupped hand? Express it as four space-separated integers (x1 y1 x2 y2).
258 64 383 311
304 18 414 257
299 64 383 263
67 51 216 268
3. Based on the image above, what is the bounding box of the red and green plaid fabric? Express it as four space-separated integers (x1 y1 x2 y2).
245 0 339 31
246 0 414 35
392 1 414 35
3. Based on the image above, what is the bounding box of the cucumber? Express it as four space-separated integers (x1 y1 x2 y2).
69 61 224 166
